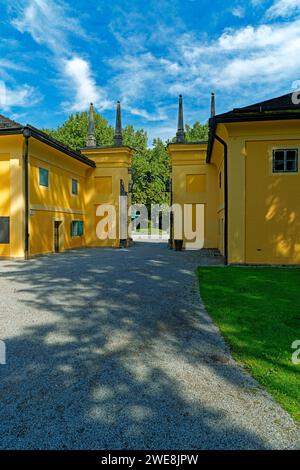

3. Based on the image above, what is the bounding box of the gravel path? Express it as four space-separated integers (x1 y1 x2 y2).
0 243 299 450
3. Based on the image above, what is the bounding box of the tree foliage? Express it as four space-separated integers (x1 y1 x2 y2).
185 121 209 141
43 112 208 208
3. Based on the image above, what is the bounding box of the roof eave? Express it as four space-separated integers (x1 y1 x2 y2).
26 126 96 168
0 125 95 168
206 112 300 163
0 127 24 135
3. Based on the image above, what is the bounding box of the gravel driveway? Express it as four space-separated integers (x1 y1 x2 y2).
0 242 299 449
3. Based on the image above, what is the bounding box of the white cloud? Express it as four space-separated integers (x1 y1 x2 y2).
170 17 300 91
266 0 300 18
10 1 110 113
12 0 86 55
0 80 40 111
232 6 246 18
62 57 112 112
126 106 167 122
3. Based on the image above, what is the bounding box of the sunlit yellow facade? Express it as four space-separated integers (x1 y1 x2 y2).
169 93 300 265
0 110 132 259
2 93 300 264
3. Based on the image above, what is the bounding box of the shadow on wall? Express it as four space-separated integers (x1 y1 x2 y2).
0 246 268 449
265 178 300 262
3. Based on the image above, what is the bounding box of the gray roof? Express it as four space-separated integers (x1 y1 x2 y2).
216 92 300 120
0 115 95 167
0 114 23 129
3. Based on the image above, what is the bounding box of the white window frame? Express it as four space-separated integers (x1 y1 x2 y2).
272 149 298 173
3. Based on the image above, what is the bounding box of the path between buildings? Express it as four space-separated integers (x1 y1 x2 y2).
0 242 299 449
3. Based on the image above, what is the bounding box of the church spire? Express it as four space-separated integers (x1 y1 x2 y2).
211 92 216 117
176 94 186 143
86 103 96 147
114 100 123 146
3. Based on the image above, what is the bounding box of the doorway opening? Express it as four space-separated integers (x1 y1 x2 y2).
54 221 62 253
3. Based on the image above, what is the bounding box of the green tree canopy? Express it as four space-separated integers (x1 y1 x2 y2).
185 121 209 141
132 138 170 208
42 111 207 209
43 111 114 150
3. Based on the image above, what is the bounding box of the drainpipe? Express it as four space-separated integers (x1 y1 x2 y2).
23 128 31 260
169 174 173 249
214 134 228 265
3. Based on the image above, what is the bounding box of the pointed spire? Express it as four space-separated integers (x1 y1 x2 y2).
211 92 216 117
86 103 96 147
114 100 123 146
176 94 186 143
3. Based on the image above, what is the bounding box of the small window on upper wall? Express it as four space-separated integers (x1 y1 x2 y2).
72 178 78 195
273 149 298 173
219 172 222 189
39 167 49 187
71 220 84 237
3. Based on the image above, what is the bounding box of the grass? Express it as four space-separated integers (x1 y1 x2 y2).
197 266 300 423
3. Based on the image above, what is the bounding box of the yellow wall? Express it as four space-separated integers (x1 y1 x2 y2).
28 139 89 256
82 146 133 248
245 140 300 264
213 120 300 265
0 135 24 258
209 124 228 255
0 154 10 257
2 117 300 265
0 133 133 258
168 143 218 249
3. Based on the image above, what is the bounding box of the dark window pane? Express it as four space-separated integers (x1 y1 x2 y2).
286 150 296 160
274 151 284 160
0 217 10 244
72 179 78 195
39 168 49 187
286 159 297 171
273 151 285 172
274 159 284 171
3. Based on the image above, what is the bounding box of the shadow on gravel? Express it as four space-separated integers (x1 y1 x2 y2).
0 244 268 449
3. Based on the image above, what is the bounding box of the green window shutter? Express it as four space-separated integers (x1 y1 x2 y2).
39 168 49 187
79 221 84 236
71 220 84 237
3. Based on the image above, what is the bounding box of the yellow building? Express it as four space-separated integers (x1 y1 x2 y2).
0 102 132 259
169 92 300 265
2 92 300 265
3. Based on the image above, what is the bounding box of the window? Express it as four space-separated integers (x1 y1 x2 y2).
72 178 78 195
39 167 49 187
219 172 222 189
70 220 84 237
0 217 9 244
273 149 298 173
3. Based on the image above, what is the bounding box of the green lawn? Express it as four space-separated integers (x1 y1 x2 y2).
197 267 300 423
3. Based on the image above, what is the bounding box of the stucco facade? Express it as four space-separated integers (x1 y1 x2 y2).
1 93 300 264
0 104 133 259
169 92 300 265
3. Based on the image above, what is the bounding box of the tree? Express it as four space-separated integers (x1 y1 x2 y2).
185 121 209 141
131 138 170 208
42 112 206 211
43 111 114 150
169 121 209 144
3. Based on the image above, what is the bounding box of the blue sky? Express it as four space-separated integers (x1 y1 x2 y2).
1 0 300 144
